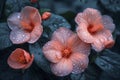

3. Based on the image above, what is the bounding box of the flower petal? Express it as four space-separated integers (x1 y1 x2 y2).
102 15 115 33
28 25 43 43
51 58 73 76
76 23 94 43
23 54 34 69
70 53 88 74
75 8 102 26
42 40 63 63
20 6 41 24
67 33 90 55
43 40 63 51
92 29 114 52
7 12 21 30
52 27 74 46
43 49 62 63
10 30 30 44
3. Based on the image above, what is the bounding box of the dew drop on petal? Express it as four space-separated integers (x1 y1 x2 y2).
10 30 30 44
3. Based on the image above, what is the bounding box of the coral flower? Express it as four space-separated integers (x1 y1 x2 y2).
75 8 115 52
42 12 51 20
7 6 43 44
7 48 34 69
43 27 90 76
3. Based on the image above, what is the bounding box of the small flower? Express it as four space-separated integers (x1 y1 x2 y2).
7 6 43 44
7 48 34 69
42 12 51 20
43 27 90 76
75 8 115 52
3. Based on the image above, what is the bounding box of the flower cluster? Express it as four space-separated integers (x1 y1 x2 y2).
6 7 115 77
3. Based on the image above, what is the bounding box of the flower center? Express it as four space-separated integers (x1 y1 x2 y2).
16 54 27 64
87 24 103 34
62 48 71 58
21 21 34 32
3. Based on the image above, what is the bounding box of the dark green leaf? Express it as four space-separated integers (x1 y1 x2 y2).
0 23 13 50
70 73 83 80
42 13 71 38
29 42 51 73
39 8 51 14
95 49 120 78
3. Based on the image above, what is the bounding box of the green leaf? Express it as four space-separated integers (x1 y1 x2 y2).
95 49 120 78
0 23 13 50
39 8 51 14
29 42 51 73
42 13 71 38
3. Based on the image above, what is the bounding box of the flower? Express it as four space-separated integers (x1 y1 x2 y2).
7 48 34 69
7 6 43 44
42 12 51 20
42 27 90 76
75 8 115 52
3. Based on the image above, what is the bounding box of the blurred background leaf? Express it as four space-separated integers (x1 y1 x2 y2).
42 13 71 39
0 23 13 50
95 50 120 79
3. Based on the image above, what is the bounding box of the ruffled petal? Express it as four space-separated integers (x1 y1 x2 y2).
102 15 115 33
67 33 90 55
51 58 73 76
10 30 30 44
7 12 21 30
23 54 34 69
7 59 26 69
28 25 43 43
43 49 62 63
52 27 74 46
76 23 94 43
75 8 102 26
70 53 88 74
43 40 63 51
20 6 41 24
92 29 114 52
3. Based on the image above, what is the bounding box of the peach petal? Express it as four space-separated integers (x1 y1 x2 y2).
43 40 63 51
28 25 43 43
23 54 34 69
91 39 104 52
52 27 74 46
70 53 88 74
42 12 51 20
92 29 114 52
67 33 90 55
102 15 115 33
10 30 30 44
7 12 21 30
43 49 62 63
51 58 73 76
75 8 102 26
7 59 26 69
76 23 94 43
20 6 40 24
83 8 102 25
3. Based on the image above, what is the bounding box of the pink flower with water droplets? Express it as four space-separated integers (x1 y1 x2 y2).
7 6 43 44
75 8 115 52
43 27 90 76
7 48 34 69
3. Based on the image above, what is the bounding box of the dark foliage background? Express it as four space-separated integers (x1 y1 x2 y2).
0 0 120 80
